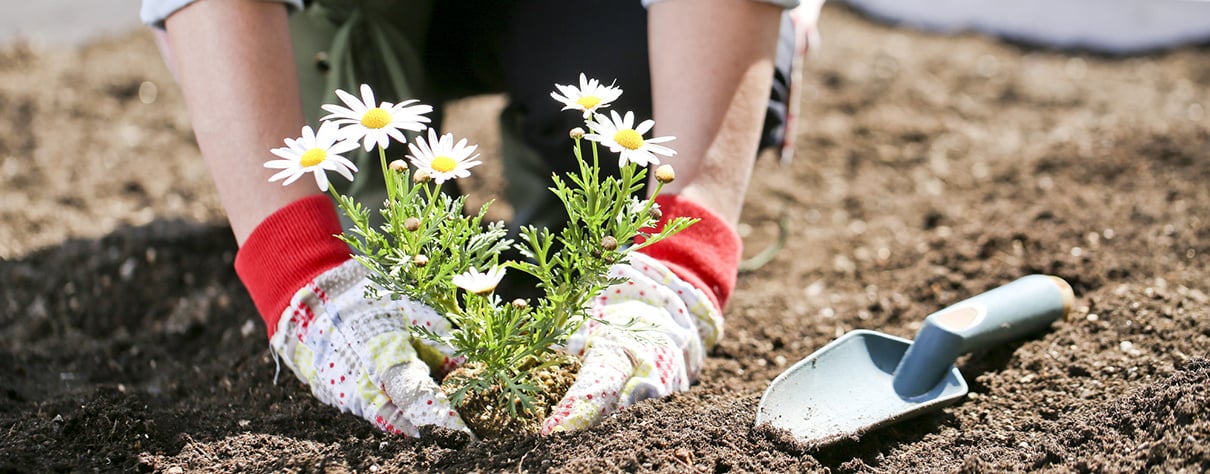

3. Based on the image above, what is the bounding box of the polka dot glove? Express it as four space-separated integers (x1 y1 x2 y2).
269 260 469 436
540 252 724 434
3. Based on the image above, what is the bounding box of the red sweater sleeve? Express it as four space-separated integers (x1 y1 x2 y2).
637 194 743 312
233 194 351 338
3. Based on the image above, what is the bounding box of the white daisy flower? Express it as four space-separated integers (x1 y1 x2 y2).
452 266 506 295
321 84 433 151
551 73 623 119
584 110 676 168
406 128 482 184
265 121 360 192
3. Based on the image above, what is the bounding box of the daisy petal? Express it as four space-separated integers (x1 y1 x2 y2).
281 171 303 186
359 84 377 108
270 147 297 160
325 161 355 182
268 168 298 182
328 139 360 155
334 88 366 113
313 169 330 192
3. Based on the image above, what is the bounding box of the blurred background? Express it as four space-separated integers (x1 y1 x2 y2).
0 0 143 46
2 0 1208 52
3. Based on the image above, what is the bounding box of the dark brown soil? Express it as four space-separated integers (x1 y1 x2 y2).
2 5 1208 473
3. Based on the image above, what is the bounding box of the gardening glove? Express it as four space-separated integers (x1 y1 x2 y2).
235 195 467 436
541 195 740 434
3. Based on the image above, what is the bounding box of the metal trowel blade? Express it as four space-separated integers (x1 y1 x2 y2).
755 330 968 446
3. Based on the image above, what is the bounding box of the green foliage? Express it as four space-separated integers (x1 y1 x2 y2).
335 137 693 419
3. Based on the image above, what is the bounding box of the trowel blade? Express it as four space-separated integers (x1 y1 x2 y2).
755 330 968 446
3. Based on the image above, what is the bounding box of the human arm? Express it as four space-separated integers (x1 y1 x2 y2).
162 0 313 245
647 0 784 224
639 0 786 310
153 0 465 435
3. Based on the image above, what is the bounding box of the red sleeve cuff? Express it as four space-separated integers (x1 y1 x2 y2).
233 194 351 338
637 194 742 312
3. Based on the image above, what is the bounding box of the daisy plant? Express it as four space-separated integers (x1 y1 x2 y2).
266 121 359 192
550 72 623 118
266 77 694 430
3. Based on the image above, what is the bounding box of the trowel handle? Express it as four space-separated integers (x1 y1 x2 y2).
892 275 1075 397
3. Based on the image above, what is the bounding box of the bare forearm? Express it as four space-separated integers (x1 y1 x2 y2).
164 0 313 244
648 0 782 224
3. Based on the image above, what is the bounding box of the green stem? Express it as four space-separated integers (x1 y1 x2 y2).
591 139 600 182
422 181 442 220
640 180 666 219
379 146 394 202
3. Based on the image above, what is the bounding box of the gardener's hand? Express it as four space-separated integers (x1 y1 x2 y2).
270 260 468 436
540 194 738 434
540 252 724 434
234 195 466 436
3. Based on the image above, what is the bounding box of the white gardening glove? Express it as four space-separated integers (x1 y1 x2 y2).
540 252 724 434
269 259 469 436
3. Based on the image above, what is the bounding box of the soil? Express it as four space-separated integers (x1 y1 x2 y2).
2 5 1208 473
443 353 580 439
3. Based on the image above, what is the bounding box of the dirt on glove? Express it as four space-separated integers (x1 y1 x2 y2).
2 4 1208 473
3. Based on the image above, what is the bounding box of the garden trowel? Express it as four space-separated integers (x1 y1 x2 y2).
756 274 1074 446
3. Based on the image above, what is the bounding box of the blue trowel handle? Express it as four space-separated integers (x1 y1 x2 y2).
892 275 1074 397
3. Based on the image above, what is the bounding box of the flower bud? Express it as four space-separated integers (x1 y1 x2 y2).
413 254 429 267
655 164 676 184
388 160 407 173
511 298 528 309
413 168 432 183
569 127 585 140
403 217 421 232
600 235 618 251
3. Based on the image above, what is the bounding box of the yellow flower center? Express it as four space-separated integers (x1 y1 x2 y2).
360 108 392 129
575 95 602 110
431 156 457 173
613 129 644 150
300 148 327 167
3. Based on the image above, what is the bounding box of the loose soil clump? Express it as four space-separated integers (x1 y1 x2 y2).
442 352 580 438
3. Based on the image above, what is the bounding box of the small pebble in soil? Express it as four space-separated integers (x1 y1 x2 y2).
673 447 694 466
120 258 137 280
240 319 256 337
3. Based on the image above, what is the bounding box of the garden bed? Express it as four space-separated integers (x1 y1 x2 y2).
1 5 1207 472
